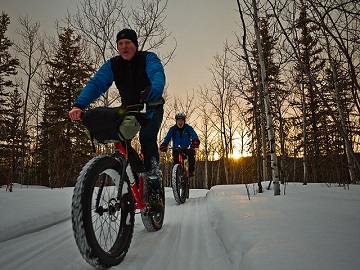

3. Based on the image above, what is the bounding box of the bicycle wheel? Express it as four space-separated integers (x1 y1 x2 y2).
172 164 186 204
72 156 135 269
186 179 190 199
141 183 165 232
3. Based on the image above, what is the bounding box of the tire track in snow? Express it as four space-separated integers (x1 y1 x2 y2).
118 197 184 270
119 192 233 270
0 219 90 270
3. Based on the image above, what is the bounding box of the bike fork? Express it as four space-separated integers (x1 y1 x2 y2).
126 164 146 210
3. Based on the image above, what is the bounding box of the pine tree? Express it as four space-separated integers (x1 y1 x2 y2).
321 65 350 154
0 11 19 184
293 0 325 183
7 88 23 186
249 15 285 183
37 27 94 187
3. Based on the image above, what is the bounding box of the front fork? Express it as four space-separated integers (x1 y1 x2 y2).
102 149 146 212
126 164 146 210
94 163 128 215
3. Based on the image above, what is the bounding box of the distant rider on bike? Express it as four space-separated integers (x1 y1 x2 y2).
160 113 200 177
68 28 165 203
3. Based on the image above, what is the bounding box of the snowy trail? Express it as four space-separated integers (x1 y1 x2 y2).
0 219 91 270
0 188 234 270
120 193 233 270
1 184 360 270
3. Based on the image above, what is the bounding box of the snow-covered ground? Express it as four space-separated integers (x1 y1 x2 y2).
0 182 359 270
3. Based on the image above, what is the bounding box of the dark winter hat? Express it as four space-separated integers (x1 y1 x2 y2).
175 113 186 121
116 29 138 47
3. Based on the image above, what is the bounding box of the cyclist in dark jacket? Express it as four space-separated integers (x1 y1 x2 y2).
69 28 165 196
160 113 200 177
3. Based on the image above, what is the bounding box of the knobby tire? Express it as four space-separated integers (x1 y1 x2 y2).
172 164 187 204
141 182 165 231
71 156 135 269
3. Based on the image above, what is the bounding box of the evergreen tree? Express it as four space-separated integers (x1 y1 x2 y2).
249 15 285 182
293 0 326 183
7 88 23 185
37 27 94 187
322 63 353 154
0 11 19 184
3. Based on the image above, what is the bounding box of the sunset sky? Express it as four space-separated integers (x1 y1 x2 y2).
2 0 240 99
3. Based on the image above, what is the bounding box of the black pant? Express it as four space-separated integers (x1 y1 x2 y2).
139 106 163 190
172 148 195 173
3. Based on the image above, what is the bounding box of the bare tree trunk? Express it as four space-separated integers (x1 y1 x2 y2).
307 0 360 112
216 159 221 186
301 78 308 185
14 16 44 186
252 0 280 195
204 159 208 189
293 145 297 182
224 158 229 185
324 37 356 184
235 0 263 192
261 103 268 182
268 0 360 182
278 106 286 185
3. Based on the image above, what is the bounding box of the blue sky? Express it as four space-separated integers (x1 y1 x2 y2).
2 0 239 98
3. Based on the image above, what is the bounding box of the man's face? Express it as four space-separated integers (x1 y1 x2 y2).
176 119 185 128
117 39 137 61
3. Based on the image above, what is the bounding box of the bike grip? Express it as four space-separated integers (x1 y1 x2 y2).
147 98 165 107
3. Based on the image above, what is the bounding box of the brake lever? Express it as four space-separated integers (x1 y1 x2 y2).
140 103 147 114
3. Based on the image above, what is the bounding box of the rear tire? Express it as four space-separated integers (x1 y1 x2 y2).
186 181 190 199
72 156 134 269
172 164 186 204
141 184 165 232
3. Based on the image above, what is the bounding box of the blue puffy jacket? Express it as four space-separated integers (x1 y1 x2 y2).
73 51 165 118
162 124 199 148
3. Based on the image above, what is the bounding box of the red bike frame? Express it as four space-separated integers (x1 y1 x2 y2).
177 152 188 177
114 141 146 210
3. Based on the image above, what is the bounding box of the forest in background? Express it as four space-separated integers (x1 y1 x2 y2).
0 0 359 192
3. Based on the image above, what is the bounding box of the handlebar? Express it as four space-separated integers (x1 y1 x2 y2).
80 98 165 119
168 146 192 151
125 98 165 114
164 146 194 154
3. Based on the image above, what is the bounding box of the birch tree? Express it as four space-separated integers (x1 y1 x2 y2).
251 0 280 195
235 0 263 192
323 35 356 185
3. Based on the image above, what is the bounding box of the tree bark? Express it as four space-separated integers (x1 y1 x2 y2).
252 0 281 195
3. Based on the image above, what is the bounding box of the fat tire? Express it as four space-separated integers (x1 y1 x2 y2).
72 156 135 269
186 182 190 199
172 164 186 204
141 184 165 231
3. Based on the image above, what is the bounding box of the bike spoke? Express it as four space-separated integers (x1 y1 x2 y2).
90 175 122 252
72 156 135 268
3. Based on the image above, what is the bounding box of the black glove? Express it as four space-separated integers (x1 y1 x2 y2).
160 143 168 152
192 139 200 149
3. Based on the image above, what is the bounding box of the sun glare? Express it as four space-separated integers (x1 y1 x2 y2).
231 149 242 160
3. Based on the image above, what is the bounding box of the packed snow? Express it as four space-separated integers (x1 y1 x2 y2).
0 182 359 270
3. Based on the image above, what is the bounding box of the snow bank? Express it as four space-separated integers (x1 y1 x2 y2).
0 184 73 242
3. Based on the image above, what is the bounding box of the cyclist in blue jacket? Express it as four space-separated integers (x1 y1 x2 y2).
160 113 200 177
69 28 165 198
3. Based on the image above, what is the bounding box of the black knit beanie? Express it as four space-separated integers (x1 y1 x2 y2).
116 29 139 47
